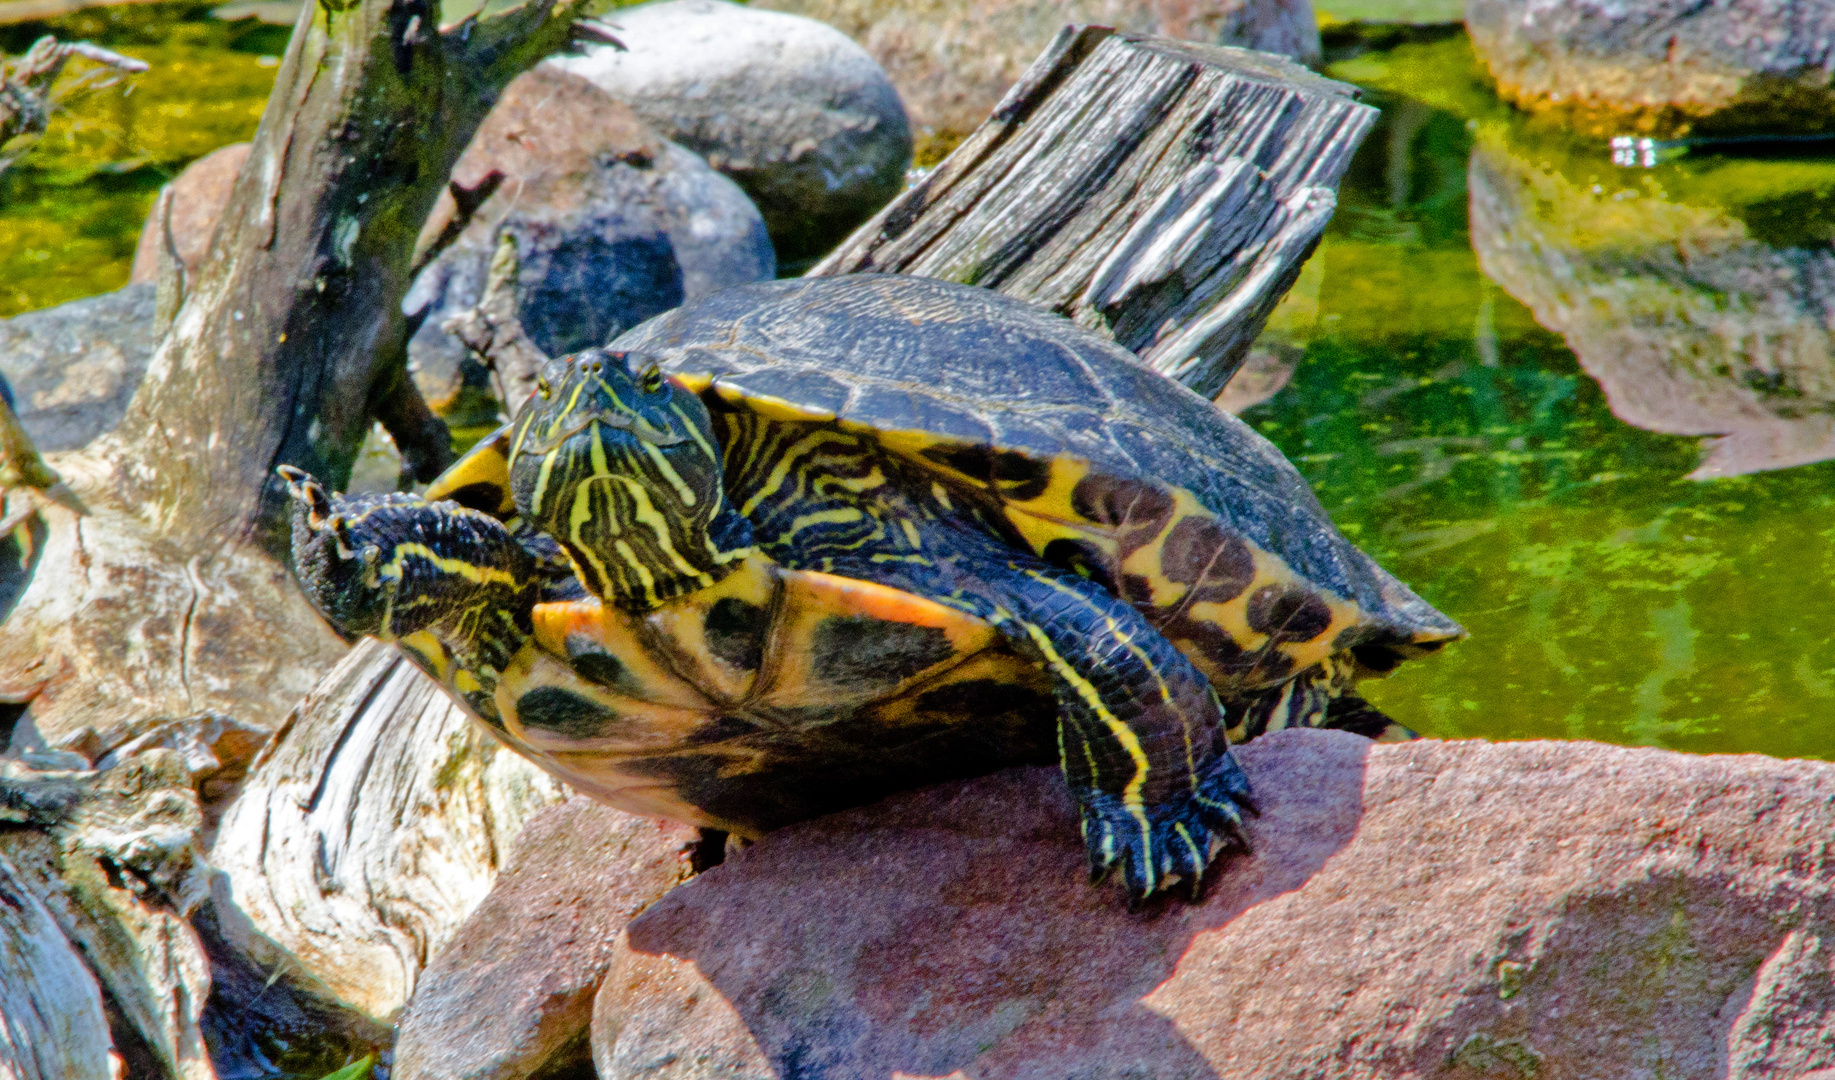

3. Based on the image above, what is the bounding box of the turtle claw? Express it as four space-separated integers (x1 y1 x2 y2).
1078 750 1255 908
277 464 332 522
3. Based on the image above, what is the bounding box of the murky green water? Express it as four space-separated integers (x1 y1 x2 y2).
6 17 1832 759
0 5 281 315
1258 32 1835 758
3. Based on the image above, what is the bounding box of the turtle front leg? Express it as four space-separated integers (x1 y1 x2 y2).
819 540 1255 906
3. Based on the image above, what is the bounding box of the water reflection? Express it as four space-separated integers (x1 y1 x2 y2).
1243 35 1835 759
1469 132 1835 478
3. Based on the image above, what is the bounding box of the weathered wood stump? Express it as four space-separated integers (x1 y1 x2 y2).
812 26 1376 397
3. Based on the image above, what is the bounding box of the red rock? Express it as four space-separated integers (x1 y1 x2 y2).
592 730 1835 1078
128 142 250 286
391 797 699 1080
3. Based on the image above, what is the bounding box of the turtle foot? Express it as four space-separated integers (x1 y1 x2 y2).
1078 751 1256 909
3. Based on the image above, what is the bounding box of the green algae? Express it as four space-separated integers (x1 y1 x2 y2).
1254 33 1835 759
0 5 279 315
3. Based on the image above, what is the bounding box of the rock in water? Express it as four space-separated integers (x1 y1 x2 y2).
0 284 157 452
392 799 697 1080
1468 133 1835 478
548 0 911 267
210 639 570 1023
405 66 775 423
591 730 1835 1078
128 143 251 286
752 0 1323 137
1465 0 1835 137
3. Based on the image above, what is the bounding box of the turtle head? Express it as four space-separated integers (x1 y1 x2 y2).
280 465 396 638
507 348 751 609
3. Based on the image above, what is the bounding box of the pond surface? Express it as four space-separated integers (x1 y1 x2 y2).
1262 31 1835 758
0 5 282 315
6 14 1832 760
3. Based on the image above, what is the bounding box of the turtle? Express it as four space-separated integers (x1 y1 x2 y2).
283 274 1462 905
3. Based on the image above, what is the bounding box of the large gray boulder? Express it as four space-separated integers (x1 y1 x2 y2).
405 65 775 424
753 0 1323 137
0 285 157 452
1466 0 1835 137
548 0 911 268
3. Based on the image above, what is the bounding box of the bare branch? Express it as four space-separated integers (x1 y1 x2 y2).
442 230 551 415
0 35 147 161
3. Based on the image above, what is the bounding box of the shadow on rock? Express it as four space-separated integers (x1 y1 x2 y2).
600 730 1372 1078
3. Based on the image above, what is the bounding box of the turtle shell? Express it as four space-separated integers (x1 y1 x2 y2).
611 274 1463 698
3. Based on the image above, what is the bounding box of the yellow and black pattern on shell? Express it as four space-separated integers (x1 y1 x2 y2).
911 448 1433 693
487 554 1055 836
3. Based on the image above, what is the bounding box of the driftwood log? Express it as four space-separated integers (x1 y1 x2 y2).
812 26 1376 398
0 0 602 759
210 639 567 1023
1 752 215 1080
196 26 1382 1078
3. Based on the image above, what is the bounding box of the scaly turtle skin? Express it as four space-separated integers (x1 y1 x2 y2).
287 275 1459 904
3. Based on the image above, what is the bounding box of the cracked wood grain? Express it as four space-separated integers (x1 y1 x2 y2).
811 28 1377 398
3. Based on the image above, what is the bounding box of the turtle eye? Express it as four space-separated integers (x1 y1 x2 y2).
536 376 551 399
640 364 664 394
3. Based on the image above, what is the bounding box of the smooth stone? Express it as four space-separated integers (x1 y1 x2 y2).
1468 134 1835 479
1465 0 1835 137
128 142 250 286
0 284 157 452
391 798 698 1080
549 0 909 267
591 729 1835 1077
751 0 1323 138
405 65 774 422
